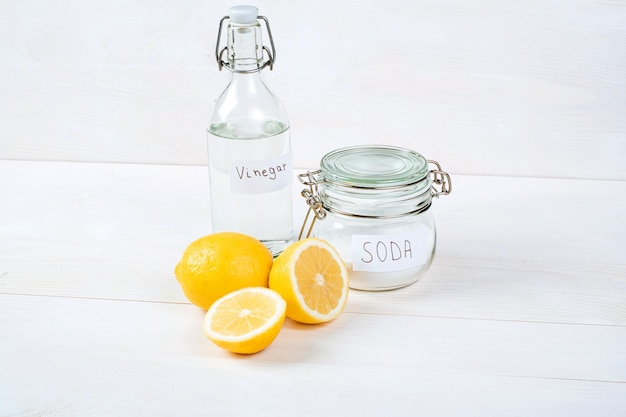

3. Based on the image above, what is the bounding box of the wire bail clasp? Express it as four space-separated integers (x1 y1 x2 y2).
297 170 327 240
428 160 452 198
215 15 277 73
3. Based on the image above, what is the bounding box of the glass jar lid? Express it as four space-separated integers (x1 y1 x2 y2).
320 145 430 188
314 145 433 219
297 145 452 239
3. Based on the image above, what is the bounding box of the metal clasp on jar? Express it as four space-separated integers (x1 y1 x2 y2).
428 160 452 197
297 170 327 240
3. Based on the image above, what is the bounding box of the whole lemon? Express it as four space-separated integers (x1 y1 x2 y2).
175 232 273 310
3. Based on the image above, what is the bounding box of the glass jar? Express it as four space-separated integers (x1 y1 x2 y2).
298 145 451 291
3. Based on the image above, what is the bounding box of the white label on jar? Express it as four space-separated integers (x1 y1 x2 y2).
351 231 431 273
230 152 292 193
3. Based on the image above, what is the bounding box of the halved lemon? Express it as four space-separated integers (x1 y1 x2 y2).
269 238 349 324
203 287 287 354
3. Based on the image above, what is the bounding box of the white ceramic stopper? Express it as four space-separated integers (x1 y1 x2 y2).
228 5 259 24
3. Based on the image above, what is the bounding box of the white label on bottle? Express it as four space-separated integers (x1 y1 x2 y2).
230 151 292 194
351 230 431 273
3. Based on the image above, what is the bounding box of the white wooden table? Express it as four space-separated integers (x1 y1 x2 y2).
1 159 625 416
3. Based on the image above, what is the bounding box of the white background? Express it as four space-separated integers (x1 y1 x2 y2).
1 0 624 179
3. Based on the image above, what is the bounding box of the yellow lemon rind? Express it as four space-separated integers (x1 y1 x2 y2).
175 232 273 310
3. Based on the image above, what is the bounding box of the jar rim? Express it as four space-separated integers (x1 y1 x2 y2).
319 145 430 189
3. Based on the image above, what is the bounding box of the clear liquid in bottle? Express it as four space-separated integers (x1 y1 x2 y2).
207 120 293 255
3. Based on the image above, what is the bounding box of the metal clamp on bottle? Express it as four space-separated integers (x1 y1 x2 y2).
215 6 277 73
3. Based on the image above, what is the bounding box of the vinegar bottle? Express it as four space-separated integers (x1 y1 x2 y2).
208 5 293 256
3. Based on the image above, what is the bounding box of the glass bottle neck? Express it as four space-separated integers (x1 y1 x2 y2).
227 21 264 72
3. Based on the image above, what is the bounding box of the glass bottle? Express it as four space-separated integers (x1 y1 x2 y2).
208 5 293 256
298 146 452 291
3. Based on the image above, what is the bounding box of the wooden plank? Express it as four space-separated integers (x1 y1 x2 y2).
1 160 624 326
1 294 625 416
1 1 625 179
